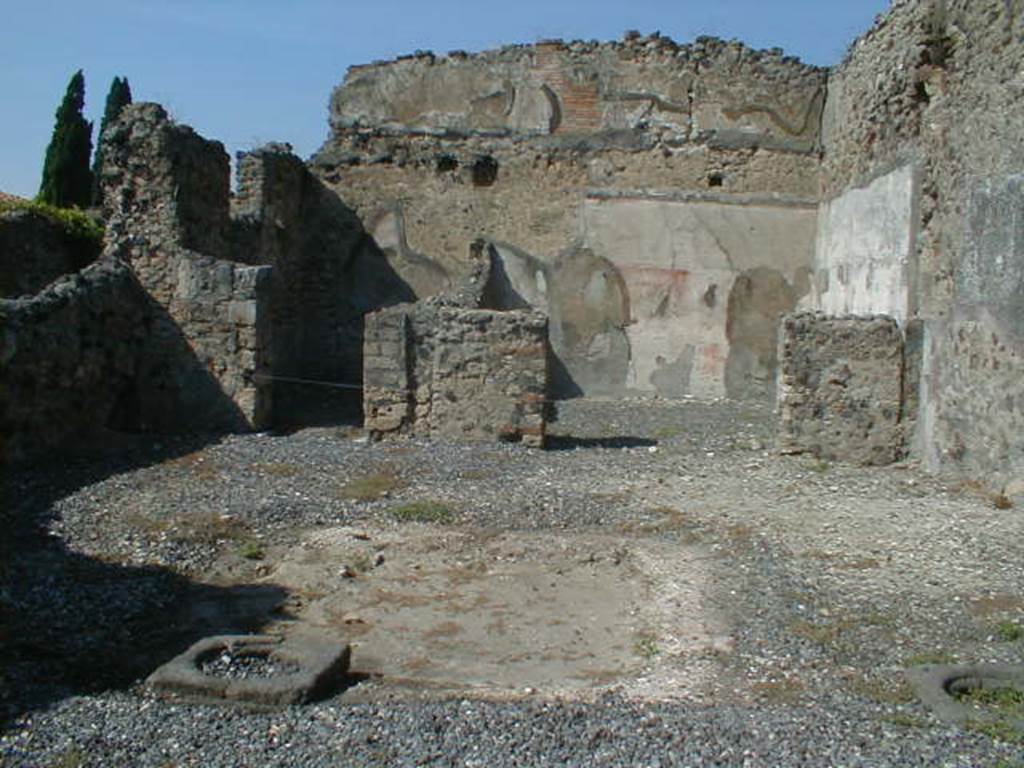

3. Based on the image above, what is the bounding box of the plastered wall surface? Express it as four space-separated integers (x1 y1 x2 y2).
582 195 815 399
925 174 1024 490
813 164 918 324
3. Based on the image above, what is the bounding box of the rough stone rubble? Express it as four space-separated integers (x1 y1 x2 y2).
3 0 1024 486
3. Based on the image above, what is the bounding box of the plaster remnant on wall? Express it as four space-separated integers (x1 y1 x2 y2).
813 164 918 324
581 196 814 399
958 174 1024 317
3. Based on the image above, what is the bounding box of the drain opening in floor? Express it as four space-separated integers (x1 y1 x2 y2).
198 648 301 680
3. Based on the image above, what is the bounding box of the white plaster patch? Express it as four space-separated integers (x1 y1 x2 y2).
813 164 917 323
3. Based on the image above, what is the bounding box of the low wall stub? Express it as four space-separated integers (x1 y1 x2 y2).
364 303 548 447
776 311 904 465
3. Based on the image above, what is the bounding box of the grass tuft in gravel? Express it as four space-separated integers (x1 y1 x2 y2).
238 540 265 560
994 621 1023 642
170 512 248 545
633 632 660 659
391 500 455 524
904 651 957 666
340 468 404 501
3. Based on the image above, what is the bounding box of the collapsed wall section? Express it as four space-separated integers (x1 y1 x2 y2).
314 34 826 402
0 259 148 463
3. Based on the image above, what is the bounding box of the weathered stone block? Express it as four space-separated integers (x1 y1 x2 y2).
227 300 257 325
776 311 904 465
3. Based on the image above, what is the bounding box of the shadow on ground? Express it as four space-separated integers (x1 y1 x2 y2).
0 436 292 730
545 435 658 451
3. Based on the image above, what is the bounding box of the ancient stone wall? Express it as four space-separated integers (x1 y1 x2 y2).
0 209 100 298
819 0 1024 486
231 145 414 424
101 103 272 430
363 303 548 446
364 246 548 446
314 34 826 401
0 258 148 463
776 312 906 466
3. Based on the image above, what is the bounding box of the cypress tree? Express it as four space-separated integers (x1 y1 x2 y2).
92 76 132 206
38 70 94 209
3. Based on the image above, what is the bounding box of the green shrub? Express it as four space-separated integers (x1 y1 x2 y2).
0 197 103 271
0 198 102 241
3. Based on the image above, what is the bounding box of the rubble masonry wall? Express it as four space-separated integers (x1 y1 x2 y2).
364 302 548 447
313 35 827 402
776 312 906 466
0 258 148 463
231 145 416 424
101 103 272 431
816 0 1024 487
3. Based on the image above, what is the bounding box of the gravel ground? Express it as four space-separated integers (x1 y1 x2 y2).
2 398 1023 766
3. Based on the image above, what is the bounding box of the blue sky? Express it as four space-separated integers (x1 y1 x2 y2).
3 1 889 199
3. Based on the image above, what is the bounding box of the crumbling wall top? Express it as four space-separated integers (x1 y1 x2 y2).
327 32 827 152
101 103 231 262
